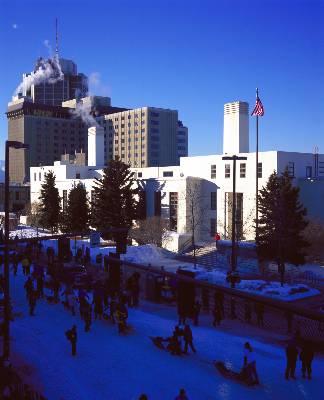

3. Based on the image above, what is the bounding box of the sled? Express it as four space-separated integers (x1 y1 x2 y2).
214 361 259 386
150 336 166 350
149 336 182 355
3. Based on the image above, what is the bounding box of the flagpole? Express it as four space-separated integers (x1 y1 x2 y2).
255 88 259 242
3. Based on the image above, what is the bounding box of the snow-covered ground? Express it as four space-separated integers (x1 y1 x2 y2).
8 268 324 400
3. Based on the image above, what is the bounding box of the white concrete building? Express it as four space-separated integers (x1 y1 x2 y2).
30 101 324 249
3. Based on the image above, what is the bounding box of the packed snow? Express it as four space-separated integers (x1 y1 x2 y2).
8 267 324 400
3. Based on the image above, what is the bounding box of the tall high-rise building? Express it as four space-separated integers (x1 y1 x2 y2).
223 101 249 154
20 57 88 106
104 107 188 167
6 96 126 183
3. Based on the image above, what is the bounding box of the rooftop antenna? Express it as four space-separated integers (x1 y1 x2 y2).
55 18 59 57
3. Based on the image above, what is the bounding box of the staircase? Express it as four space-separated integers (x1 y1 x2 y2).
176 242 259 276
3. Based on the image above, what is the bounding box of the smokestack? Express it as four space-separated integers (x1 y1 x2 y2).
223 101 249 154
88 126 105 167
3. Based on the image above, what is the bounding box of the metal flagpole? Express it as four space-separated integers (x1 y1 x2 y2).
255 88 259 242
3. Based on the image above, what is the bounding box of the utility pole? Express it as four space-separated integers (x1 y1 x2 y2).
222 155 247 287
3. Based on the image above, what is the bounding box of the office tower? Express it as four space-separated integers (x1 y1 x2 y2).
104 107 188 168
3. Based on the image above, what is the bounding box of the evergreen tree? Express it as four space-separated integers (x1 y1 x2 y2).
64 182 90 234
39 170 61 233
256 170 309 286
91 158 138 246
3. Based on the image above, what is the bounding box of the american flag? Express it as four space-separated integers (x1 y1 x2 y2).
251 96 264 116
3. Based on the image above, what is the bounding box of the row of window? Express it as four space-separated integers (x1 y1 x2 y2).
211 163 263 179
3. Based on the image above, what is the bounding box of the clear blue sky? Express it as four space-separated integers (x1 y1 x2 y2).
0 0 323 159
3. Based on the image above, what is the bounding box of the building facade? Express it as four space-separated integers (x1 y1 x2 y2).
21 58 88 106
30 134 324 248
6 96 127 183
0 184 30 212
103 107 188 168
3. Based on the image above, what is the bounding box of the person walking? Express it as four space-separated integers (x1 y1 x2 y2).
28 290 37 316
24 276 33 301
36 272 44 299
65 325 77 356
84 301 92 332
12 252 19 276
21 255 30 276
175 388 188 400
183 324 196 354
243 342 259 385
285 341 299 380
300 341 314 380
131 272 140 307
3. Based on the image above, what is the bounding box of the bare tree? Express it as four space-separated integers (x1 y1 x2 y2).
129 216 171 247
303 218 324 263
26 201 43 236
184 179 209 266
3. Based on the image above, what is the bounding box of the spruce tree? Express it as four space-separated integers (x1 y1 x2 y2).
91 158 138 246
256 170 309 286
64 182 90 234
39 170 61 233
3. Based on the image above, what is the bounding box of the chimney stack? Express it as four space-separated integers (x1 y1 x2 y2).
88 126 105 166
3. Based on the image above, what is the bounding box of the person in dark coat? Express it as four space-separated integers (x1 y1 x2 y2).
24 277 33 301
84 302 92 332
183 324 196 354
285 341 299 379
192 300 201 326
175 388 188 400
66 325 77 356
93 293 103 320
300 342 314 379
28 290 37 316
12 252 19 276
36 272 44 298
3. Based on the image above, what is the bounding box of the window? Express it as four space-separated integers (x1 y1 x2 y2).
15 191 20 201
257 162 262 178
306 166 312 178
210 218 216 237
240 163 246 178
177 138 186 144
34 172 37 181
210 192 216 210
138 172 142 178
151 120 159 126
287 162 295 177
225 164 230 178
76 173 80 179
319 162 324 175
211 164 216 179
39 172 41 180
151 112 159 117
163 171 173 177
169 192 178 231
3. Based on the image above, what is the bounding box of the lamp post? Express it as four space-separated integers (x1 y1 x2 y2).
222 155 247 288
3 140 29 360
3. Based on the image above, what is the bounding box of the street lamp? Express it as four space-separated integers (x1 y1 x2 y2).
3 140 29 360
222 155 247 288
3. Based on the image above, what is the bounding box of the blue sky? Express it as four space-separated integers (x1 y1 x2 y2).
0 0 323 159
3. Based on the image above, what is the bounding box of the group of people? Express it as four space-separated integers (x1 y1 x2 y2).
153 323 196 356
285 339 314 380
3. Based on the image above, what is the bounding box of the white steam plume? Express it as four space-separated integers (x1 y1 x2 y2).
14 40 63 95
70 101 99 128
